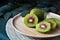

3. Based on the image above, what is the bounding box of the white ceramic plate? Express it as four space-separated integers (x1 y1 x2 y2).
11 12 60 38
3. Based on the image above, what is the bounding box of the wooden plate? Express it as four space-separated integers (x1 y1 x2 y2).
11 13 60 38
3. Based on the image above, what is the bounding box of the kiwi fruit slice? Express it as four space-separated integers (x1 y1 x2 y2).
36 21 51 33
51 18 60 25
30 8 45 21
24 14 38 27
45 18 57 30
45 18 60 25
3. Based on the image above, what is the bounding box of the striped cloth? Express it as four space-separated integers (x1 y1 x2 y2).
6 18 36 40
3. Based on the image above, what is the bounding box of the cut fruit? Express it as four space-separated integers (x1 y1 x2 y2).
52 18 60 25
30 8 45 21
44 18 57 30
24 14 38 27
36 21 51 33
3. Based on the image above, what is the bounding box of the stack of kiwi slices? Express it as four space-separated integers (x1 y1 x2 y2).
24 8 60 33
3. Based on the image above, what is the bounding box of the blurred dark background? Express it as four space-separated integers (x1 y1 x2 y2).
0 0 60 40
0 0 60 13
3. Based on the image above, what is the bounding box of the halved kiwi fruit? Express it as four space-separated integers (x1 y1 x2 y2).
36 21 51 33
52 18 60 25
44 18 57 30
24 14 38 27
30 8 45 21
